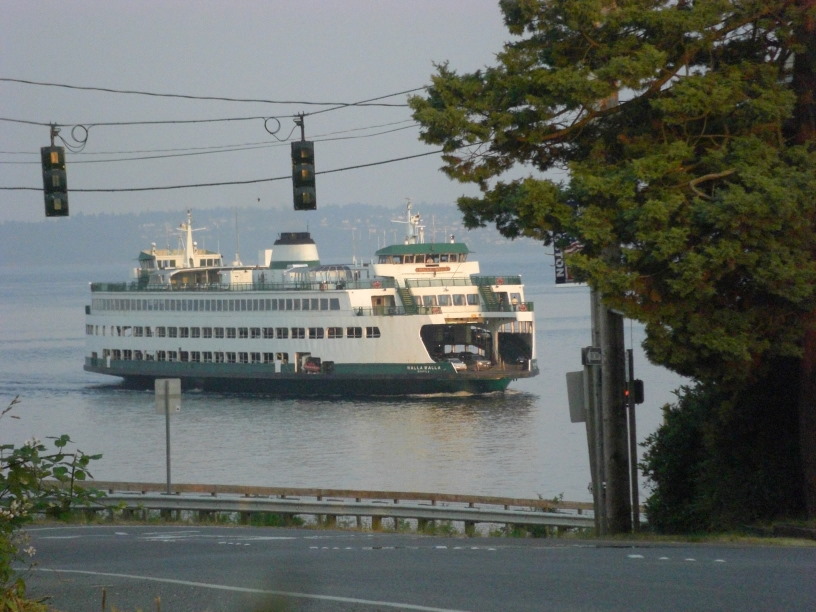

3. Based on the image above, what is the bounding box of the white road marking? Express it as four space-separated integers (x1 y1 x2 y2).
630 554 724 563
311 545 497 552
33 568 470 612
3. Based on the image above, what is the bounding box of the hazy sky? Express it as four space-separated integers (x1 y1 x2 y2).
1 0 515 224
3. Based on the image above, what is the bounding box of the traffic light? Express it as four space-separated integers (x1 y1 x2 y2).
41 145 68 217
291 140 316 210
625 379 645 405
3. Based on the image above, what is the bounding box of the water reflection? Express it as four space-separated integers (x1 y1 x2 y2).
62 388 544 497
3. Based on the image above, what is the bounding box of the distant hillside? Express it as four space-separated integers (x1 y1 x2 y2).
0 203 544 268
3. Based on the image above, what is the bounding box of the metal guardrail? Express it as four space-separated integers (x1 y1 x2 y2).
67 482 595 532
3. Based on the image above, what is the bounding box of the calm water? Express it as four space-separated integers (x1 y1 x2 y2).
0 258 682 502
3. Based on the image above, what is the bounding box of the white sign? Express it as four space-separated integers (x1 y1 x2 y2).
581 346 602 366
155 378 181 414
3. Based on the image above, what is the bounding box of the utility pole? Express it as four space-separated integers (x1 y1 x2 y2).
566 255 635 534
597 295 632 534
587 290 606 534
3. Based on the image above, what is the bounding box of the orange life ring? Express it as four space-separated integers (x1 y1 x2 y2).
372 280 382 288
519 304 527 311
496 277 504 285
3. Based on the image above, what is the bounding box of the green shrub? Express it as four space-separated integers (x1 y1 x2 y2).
1 397 103 607
641 364 804 533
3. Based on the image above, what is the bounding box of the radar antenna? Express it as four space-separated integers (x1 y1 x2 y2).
391 198 425 244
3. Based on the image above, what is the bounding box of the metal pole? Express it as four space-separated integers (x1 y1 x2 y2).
583 361 601 535
589 288 606 535
627 349 639 531
164 379 171 495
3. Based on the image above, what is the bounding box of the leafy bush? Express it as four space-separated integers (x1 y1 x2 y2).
640 384 714 532
641 364 805 533
1 397 103 607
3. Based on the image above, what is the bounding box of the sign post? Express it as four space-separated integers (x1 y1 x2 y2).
626 348 639 531
155 378 181 495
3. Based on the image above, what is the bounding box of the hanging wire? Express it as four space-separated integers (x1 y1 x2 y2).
0 147 445 193
0 77 420 107
58 124 89 152
0 120 419 164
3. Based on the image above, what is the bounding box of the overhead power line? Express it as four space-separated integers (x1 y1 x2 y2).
0 83 424 138
0 114 273 128
0 121 418 164
0 77 422 108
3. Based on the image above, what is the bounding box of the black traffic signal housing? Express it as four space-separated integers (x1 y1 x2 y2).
291 140 316 210
41 146 68 216
625 379 645 405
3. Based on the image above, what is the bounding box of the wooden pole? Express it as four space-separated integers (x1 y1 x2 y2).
598 295 633 534
589 288 606 534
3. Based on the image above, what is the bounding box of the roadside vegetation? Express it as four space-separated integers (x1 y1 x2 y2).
1 397 102 612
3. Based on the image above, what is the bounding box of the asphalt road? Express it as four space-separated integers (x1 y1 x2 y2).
18 524 816 611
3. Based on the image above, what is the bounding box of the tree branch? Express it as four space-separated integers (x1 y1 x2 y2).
688 169 736 199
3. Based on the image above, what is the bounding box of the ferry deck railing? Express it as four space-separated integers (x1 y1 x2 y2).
89 277 533 315
92 279 398 293
90 275 523 294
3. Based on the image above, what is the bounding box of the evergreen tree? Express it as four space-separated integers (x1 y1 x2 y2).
410 0 816 519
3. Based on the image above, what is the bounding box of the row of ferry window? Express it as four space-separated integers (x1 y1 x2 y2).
422 293 480 307
91 296 342 312
153 258 222 269
377 253 466 264
104 349 290 364
142 258 222 270
88 325 381 340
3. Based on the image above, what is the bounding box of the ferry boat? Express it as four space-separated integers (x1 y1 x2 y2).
84 204 538 395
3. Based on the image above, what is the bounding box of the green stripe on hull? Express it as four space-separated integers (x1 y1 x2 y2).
84 358 535 396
